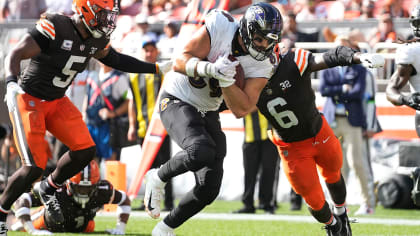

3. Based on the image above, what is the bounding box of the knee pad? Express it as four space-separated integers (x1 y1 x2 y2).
185 143 216 171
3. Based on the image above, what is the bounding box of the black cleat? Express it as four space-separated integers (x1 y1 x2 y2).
0 221 8 236
411 167 420 206
338 212 352 236
33 181 64 224
324 215 342 236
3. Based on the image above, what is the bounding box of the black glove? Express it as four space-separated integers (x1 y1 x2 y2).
401 92 420 110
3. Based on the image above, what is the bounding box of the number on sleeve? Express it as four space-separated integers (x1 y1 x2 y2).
52 55 86 88
267 97 298 129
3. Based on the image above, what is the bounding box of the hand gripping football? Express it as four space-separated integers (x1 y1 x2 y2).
228 55 245 90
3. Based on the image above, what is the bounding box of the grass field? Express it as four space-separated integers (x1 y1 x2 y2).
7 200 420 235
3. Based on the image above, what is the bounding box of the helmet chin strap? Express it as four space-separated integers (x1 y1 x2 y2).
80 17 103 38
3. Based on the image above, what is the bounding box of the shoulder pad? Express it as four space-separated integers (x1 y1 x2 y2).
36 13 56 40
205 9 237 32
291 48 311 76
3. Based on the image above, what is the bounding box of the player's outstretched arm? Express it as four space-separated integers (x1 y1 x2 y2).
105 190 131 235
309 46 384 73
95 46 172 75
386 64 420 110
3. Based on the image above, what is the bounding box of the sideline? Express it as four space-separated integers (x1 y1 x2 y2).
97 211 420 226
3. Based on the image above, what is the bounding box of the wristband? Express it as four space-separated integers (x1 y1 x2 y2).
6 75 18 84
185 57 200 77
196 61 211 77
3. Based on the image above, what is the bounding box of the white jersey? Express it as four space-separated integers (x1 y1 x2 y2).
396 42 420 93
163 10 275 112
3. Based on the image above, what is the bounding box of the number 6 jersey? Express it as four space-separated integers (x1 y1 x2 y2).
22 13 109 101
257 48 323 143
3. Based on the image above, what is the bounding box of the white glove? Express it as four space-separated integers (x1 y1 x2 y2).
360 53 385 68
5 81 25 112
157 60 173 75
105 222 126 235
197 54 239 87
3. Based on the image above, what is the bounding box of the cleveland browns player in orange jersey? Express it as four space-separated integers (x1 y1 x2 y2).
0 0 170 235
217 42 384 235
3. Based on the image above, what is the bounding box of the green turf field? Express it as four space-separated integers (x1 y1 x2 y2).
7 200 420 235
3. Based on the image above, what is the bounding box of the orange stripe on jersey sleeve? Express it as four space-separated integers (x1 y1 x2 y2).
40 23 55 38
299 50 308 74
295 49 303 67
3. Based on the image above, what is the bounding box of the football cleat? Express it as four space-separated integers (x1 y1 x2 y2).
323 215 342 236
152 221 175 236
144 169 166 219
411 167 420 206
0 221 7 236
338 212 352 236
33 182 64 224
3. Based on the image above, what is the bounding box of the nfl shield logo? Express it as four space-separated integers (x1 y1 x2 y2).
80 44 85 51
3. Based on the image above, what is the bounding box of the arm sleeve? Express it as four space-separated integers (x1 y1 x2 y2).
99 47 158 74
322 46 356 68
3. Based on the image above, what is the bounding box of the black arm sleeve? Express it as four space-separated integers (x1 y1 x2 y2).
28 27 50 52
322 46 357 68
99 47 157 74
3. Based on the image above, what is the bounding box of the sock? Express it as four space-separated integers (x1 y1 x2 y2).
0 206 10 221
334 203 346 215
329 216 337 226
41 176 62 195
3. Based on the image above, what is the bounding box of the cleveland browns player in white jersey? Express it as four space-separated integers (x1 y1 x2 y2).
217 22 384 236
0 0 171 235
143 2 281 235
386 4 420 208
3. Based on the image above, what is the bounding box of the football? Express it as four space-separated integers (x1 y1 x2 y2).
228 55 245 90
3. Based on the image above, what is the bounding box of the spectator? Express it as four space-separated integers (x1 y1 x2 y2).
281 10 319 50
45 0 72 15
320 36 376 215
360 0 375 19
127 39 174 212
0 124 20 193
0 0 46 21
367 11 398 48
295 0 323 22
233 111 280 214
84 63 131 165
157 20 179 60
383 0 409 18
120 13 158 59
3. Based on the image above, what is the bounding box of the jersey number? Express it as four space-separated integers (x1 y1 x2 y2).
267 97 298 129
52 55 87 88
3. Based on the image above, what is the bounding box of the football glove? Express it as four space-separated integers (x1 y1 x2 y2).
105 222 126 235
197 53 239 87
359 53 385 68
4 81 25 112
401 92 420 110
157 60 173 75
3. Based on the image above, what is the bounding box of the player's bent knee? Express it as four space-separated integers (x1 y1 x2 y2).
69 146 96 164
185 143 216 171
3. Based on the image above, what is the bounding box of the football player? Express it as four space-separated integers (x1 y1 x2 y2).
216 22 384 236
11 160 130 235
143 3 281 235
0 0 171 235
385 4 420 206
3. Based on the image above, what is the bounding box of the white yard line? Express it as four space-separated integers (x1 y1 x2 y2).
97 211 420 226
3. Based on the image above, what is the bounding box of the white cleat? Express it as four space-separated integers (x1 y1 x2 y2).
144 169 166 219
0 221 8 236
152 221 175 236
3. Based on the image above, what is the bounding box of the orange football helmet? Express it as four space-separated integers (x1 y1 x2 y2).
66 160 100 207
72 0 119 38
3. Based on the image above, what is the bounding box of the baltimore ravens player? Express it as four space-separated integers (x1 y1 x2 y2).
0 0 170 235
217 29 384 236
11 160 130 235
143 2 280 235
386 4 420 207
